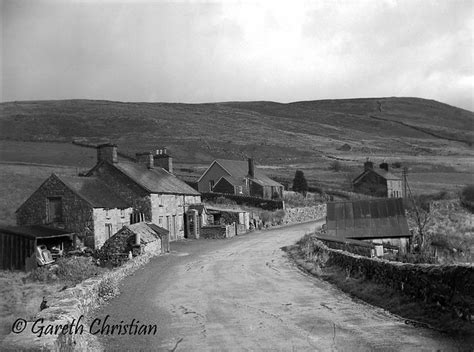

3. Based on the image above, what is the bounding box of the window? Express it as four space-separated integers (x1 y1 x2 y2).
158 216 163 226
105 223 113 239
105 209 111 219
236 186 243 194
120 209 125 218
209 180 215 191
47 197 63 223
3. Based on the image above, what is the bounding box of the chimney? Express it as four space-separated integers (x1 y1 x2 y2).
136 152 154 169
379 161 389 172
97 143 118 164
364 157 373 171
154 148 173 173
248 158 255 178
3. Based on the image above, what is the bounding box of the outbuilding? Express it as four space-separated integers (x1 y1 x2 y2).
0 225 74 271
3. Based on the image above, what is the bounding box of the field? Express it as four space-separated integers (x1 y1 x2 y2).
0 97 472 224
0 271 62 344
0 162 78 225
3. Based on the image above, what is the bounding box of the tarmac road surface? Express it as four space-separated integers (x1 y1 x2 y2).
93 221 471 351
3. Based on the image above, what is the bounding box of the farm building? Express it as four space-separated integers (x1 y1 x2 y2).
326 198 412 253
16 174 133 249
86 144 202 241
197 158 284 199
100 222 170 260
0 225 73 271
352 159 403 198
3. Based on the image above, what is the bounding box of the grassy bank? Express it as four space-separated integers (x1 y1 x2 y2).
284 236 474 336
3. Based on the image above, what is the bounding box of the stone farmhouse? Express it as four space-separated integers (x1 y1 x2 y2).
352 160 403 198
86 144 201 241
16 174 133 249
197 158 284 200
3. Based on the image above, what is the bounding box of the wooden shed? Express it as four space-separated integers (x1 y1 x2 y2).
0 225 74 271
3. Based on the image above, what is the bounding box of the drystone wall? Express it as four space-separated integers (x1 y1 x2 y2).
283 204 327 224
1 251 159 351
308 240 474 320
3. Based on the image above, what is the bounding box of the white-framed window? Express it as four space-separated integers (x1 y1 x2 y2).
209 180 215 191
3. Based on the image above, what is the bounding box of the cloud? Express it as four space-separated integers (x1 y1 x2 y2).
1 0 473 110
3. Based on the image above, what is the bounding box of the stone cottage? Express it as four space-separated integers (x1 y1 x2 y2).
197 158 284 199
86 144 202 241
352 159 403 198
16 174 133 249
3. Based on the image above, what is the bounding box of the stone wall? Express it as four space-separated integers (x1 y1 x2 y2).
1 251 161 351
16 174 94 245
307 239 474 319
283 204 327 224
200 225 235 239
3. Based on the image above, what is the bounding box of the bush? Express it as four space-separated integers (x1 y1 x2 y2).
55 256 102 285
98 276 119 300
28 266 57 282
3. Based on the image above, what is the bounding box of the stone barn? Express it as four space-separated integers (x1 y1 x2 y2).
16 174 133 249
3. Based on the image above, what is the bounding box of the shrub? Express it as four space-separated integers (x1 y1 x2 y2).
213 196 237 206
98 276 119 300
260 211 271 225
28 266 57 282
55 256 102 285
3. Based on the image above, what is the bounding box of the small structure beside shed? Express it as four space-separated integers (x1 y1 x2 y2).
0 225 74 271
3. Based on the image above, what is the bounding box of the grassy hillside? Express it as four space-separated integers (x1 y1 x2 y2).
1 97 472 165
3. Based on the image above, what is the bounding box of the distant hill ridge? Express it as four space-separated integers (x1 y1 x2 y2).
1 97 472 163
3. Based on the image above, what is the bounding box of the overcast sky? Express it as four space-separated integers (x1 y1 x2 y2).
1 0 473 110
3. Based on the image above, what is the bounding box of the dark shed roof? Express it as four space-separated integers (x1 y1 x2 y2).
326 198 411 239
58 175 131 209
113 161 200 196
0 225 73 239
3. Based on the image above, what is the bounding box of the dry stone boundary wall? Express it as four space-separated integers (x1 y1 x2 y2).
283 204 327 224
309 240 474 319
2 250 160 351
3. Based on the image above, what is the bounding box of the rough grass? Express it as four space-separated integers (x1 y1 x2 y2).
0 164 78 225
285 240 474 336
0 271 62 344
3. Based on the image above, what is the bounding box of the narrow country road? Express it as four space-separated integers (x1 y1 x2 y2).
92 221 468 351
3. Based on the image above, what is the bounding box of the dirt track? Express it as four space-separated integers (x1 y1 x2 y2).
94 221 469 351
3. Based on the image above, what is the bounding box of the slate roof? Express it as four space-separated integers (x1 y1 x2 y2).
212 159 283 187
125 222 168 243
353 168 401 183
58 175 131 209
0 225 74 239
113 161 200 196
